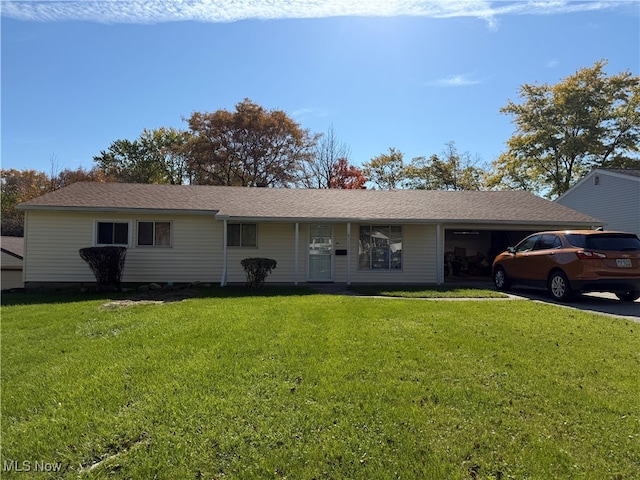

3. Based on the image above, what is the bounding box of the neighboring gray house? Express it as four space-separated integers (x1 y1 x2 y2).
556 169 640 236
18 182 602 288
1 236 24 290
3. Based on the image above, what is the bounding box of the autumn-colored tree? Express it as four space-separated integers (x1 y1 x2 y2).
1 169 52 236
361 148 406 190
329 158 367 189
489 60 640 197
51 166 108 189
406 142 486 190
185 99 318 187
1 166 106 236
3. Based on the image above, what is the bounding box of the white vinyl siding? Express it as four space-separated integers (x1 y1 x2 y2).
1 251 24 290
24 213 442 286
225 222 299 284
24 211 221 284
556 171 640 236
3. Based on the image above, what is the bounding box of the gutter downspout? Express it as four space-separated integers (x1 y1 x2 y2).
22 211 28 287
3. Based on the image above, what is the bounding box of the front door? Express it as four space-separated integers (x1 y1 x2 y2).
309 224 333 281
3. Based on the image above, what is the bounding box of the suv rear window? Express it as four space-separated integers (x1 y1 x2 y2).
565 233 640 251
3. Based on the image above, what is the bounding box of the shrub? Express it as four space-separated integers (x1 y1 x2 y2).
241 257 277 289
79 246 127 290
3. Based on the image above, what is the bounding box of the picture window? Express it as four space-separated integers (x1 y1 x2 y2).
358 225 402 270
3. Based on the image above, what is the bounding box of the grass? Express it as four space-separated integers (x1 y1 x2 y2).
1 287 639 479
349 284 507 298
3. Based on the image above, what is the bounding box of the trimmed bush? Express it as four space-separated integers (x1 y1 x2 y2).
79 246 127 290
241 257 277 289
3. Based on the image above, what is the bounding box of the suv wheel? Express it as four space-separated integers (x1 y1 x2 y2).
548 271 573 302
493 266 511 291
616 291 640 302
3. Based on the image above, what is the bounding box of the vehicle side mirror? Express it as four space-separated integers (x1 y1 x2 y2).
507 246 516 254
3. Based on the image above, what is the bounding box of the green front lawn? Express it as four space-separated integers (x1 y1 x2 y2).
349 284 507 298
2 288 639 479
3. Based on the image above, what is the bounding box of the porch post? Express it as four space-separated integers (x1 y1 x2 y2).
436 223 443 285
221 219 228 286
294 222 299 285
346 222 351 285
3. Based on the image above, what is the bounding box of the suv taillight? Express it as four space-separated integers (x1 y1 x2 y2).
576 250 607 259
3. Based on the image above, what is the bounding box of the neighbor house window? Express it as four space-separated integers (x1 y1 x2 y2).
359 226 402 270
96 221 129 246
227 223 257 247
137 221 171 247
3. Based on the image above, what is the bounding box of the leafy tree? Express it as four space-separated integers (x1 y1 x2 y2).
52 166 108 190
1 169 52 236
489 60 640 197
329 158 367 189
1 167 106 236
94 127 191 184
361 148 406 190
406 141 486 190
185 99 317 187
301 125 351 188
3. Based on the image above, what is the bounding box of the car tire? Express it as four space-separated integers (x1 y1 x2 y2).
493 266 511 291
616 291 640 302
548 270 573 302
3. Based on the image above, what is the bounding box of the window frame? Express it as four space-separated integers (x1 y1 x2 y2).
358 225 403 271
227 223 258 248
136 220 173 247
94 220 131 247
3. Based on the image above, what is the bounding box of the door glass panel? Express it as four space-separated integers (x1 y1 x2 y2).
309 225 332 281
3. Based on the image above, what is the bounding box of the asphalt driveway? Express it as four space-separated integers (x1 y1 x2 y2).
506 287 640 321
444 277 639 321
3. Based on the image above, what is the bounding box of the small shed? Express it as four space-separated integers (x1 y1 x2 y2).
1 236 24 290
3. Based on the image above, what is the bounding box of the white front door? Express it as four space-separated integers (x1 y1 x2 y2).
308 224 333 281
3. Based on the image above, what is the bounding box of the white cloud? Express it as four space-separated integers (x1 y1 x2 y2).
291 107 329 119
429 74 482 87
1 0 631 24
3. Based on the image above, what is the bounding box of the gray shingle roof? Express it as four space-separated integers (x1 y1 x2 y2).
1 236 24 259
598 168 640 178
18 182 601 226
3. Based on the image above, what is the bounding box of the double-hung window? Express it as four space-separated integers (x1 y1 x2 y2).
359 226 402 270
137 221 171 247
96 221 129 246
227 223 257 247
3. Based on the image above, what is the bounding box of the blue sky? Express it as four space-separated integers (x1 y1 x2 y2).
2 1 638 175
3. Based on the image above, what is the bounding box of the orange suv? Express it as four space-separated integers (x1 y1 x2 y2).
492 230 640 302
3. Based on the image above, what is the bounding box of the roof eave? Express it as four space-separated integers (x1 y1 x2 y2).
19 205 218 216
216 215 601 226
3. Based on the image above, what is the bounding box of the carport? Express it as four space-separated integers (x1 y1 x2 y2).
443 228 534 279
